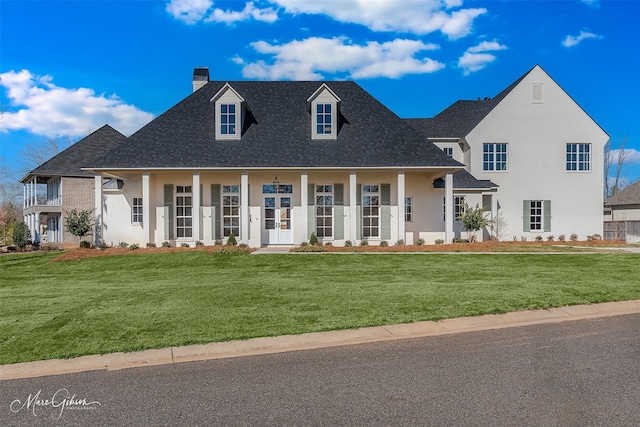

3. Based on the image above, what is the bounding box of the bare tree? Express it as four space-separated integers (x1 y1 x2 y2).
20 137 72 172
604 135 629 198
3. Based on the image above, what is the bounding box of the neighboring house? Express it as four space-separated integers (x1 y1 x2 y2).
408 65 609 241
21 125 127 247
603 181 640 243
83 65 608 247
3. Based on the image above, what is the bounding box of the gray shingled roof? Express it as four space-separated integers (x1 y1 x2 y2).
405 68 528 138
21 125 127 183
604 180 640 206
432 169 498 190
88 81 461 170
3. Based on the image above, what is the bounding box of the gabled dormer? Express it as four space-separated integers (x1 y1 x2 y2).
211 83 248 141
307 83 341 140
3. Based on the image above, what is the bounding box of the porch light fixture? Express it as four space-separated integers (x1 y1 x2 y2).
273 176 279 193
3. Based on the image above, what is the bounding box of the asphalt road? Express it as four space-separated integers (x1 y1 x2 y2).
2 313 640 426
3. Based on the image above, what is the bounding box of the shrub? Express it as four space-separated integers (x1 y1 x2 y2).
129 243 140 250
98 242 108 250
161 241 171 248
570 233 578 242
534 235 543 242
309 232 319 245
118 241 128 248
214 239 223 245
379 240 388 247
395 239 404 246
300 241 309 247
226 233 237 246
344 240 352 247
359 240 369 246
80 241 93 248
180 243 190 248
434 239 444 245
520 236 527 242
195 240 204 247
324 242 332 246
416 238 425 246
12 222 31 251
146 242 157 248
453 238 468 243
558 234 566 242
512 235 518 242
591 233 602 241
39 243 61 252
547 235 554 242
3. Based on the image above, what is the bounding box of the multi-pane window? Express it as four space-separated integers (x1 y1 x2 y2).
443 147 453 157
362 185 380 238
316 185 333 238
316 103 332 135
483 143 508 171
220 104 236 135
222 185 240 237
132 197 143 224
566 143 590 171
176 186 192 238
530 200 543 231
443 196 465 221
405 197 412 222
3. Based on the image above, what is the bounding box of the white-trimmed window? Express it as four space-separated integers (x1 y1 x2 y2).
483 143 508 171
132 197 143 224
222 185 240 237
316 104 332 135
176 186 192 238
443 196 465 221
529 200 543 231
405 197 412 222
308 84 340 140
443 147 454 157
362 185 380 238
212 83 244 141
220 104 237 136
316 185 333 238
566 143 590 171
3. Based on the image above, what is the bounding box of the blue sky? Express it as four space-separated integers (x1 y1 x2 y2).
1 0 639 185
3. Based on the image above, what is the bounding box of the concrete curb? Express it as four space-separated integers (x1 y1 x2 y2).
2 299 640 381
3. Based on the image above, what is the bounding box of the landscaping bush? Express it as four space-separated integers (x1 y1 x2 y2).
129 243 140 250
146 242 157 248
570 233 578 242
309 232 318 246
226 233 237 246
180 243 190 248
558 234 566 242
434 239 444 245
98 242 109 250
195 240 204 247
360 240 369 246
395 239 404 246
80 241 93 249
535 235 543 242
344 240 352 247
214 239 223 245
547 235 554 242
380 240 388 247
161 241 171 248
12 222 31 251
416 238 425 246
118 241 128 248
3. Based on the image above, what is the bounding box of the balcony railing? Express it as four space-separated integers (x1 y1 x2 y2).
24 196 62 208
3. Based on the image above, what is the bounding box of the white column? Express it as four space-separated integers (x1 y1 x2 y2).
94 174 103 246
34 212 40 243
241 172 249 244
349 172 357 242
23 184 27 209
491 193 499 239
192 172 200 243
142 172 151 244
445 172 454 244
300 171 308 242
397 171 405 243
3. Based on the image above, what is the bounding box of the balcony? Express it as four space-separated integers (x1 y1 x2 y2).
23 195 62 215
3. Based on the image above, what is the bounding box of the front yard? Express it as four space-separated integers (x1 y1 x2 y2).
1 249 639 364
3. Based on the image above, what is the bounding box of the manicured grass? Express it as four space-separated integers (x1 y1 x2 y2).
1 251 639 364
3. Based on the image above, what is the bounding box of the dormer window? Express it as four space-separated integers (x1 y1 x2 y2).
220 104 237 135
307 83 341 140
211 83 246 141
316 103 332 135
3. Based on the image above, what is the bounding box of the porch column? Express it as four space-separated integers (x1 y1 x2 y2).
491 194 498 239
397 171 405 243
300 172 308 242
192 172 201 243
445 172 454 244
23 184 27 209
34 212 40 243
240 172 249 244
142 172 151 244
349 172 357 242
94 173 103 246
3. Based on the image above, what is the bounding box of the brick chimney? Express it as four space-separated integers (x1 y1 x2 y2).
192 67 209 92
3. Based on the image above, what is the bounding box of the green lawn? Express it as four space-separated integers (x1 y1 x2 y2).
1 251 639 364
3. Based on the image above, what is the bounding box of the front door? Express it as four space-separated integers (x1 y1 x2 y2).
263 183 293 245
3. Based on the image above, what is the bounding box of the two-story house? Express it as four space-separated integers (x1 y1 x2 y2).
82 65 607 247
21 125 126 247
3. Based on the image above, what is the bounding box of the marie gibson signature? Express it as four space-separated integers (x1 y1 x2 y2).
10 388 101 420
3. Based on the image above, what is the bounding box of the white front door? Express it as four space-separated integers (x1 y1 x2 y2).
262 183 293 245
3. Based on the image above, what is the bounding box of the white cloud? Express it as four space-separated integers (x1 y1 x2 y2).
562 30 603 48
458 40 507 75
581 0 599 8
239 37 444 80
269 0 486 39
0 70 153 138
610 148 640 165
166 0 278 25
166 0 213 24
